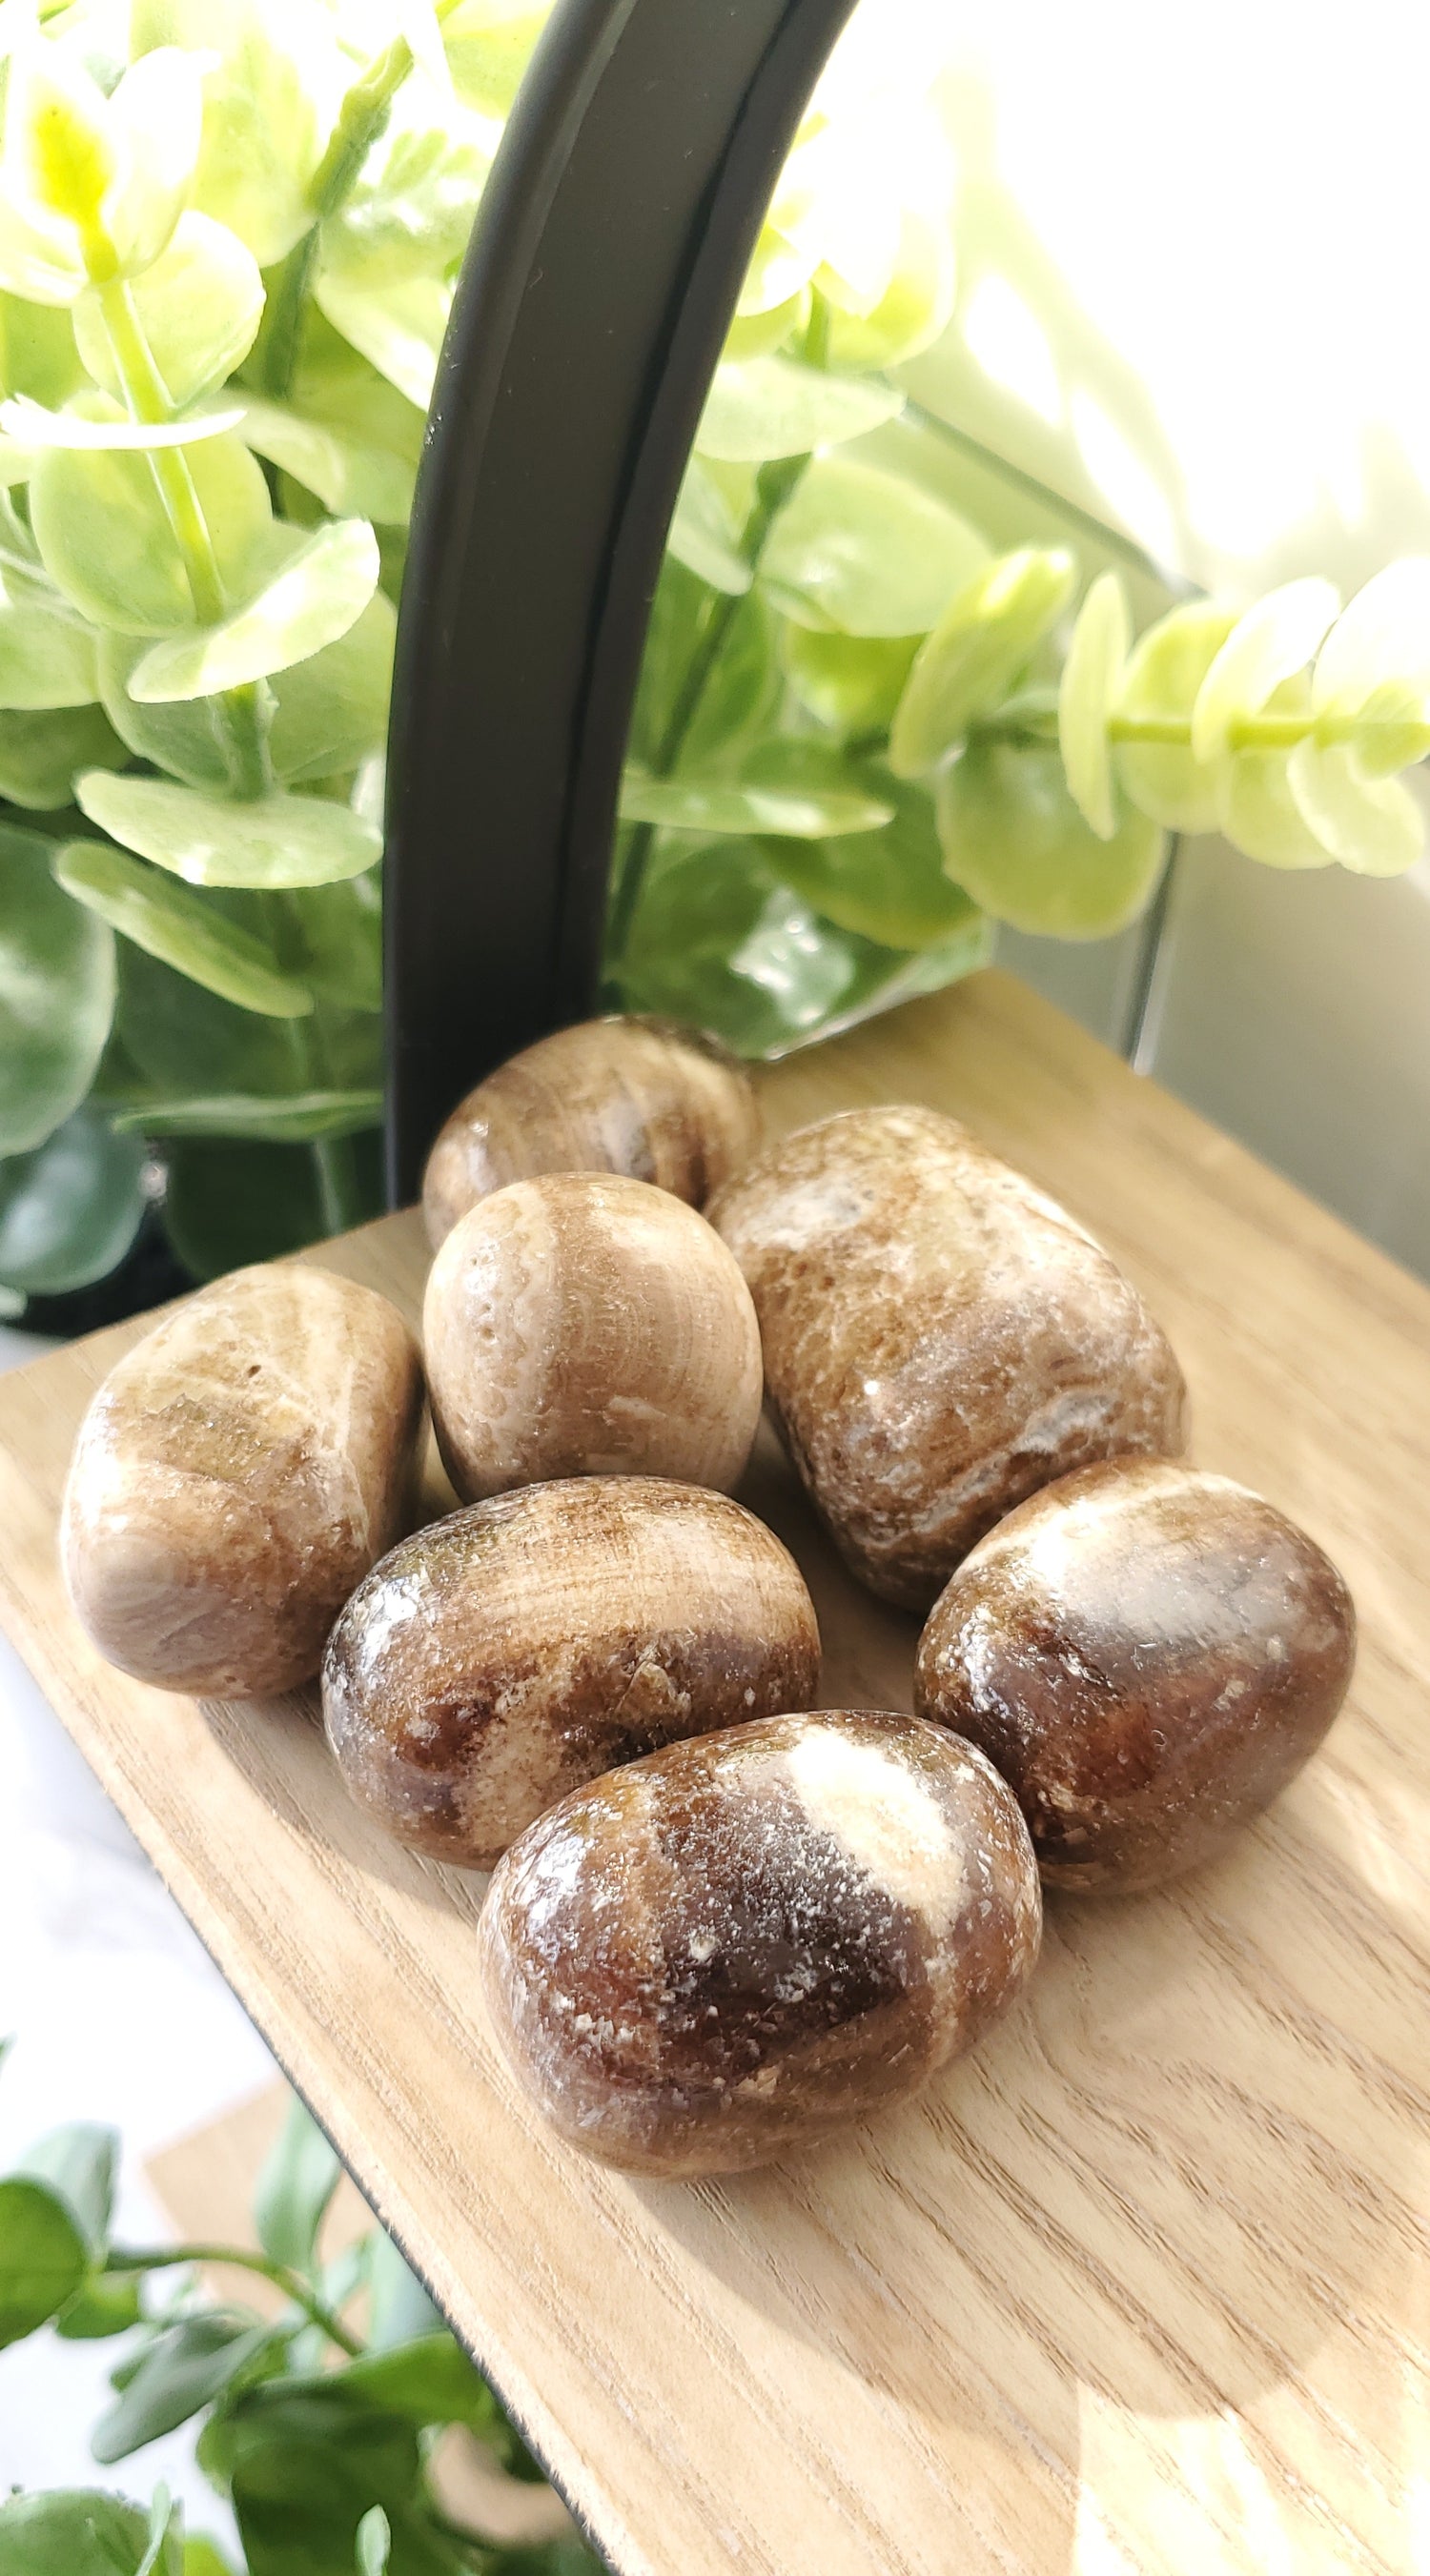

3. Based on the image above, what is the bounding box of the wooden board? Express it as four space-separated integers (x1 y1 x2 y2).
2 966 1428 2576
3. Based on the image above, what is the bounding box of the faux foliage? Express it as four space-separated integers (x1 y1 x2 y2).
0 2077 603 2575
0 0 1427 1306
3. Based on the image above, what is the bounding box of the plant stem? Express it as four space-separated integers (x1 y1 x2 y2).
96 279 273 800
261 0 468 403
605 294 834 968
104 2242 364 2356
313 1132 369 1234
260 34 416 401
96 282 226 620
1105 712 1352 752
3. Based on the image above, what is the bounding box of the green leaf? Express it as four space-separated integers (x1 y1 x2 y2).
199 2385 443 2576
75 772 382 890
238 399 415 530
57 2269 145 2340
130 520 380 704
0 703 126 808
1113 600 1237 833
1058 572 1129 838
1190 578 1339 762
889 548 1077 777
133 0 341 269
0 592 98 710
1286 738 1423 876
622 839 857 1054
0 2177 89 2346
74 213 265 412
0 821 115 1153
0 1109 148 1296
665 456 750 596
1214 678 1329 867
356 2509 391 2576
31 433 273 636
759 766 980 950
444 0 556 115
14 2121 117 2253
1340 679 1430 779
92 2314 276 2463
254 2097 342 2276
0 2490 164 2576
162 1135 379 1278
334 2337 495 2434
937 739 1168 940
282 873 383 1013
0 291 88 409
268 590 397 786
54 842 315 1020
694 355 903 463
824 203 957 373
781 627 918 738
95 635 230 792
628 564 775 771
366 2234 443 2354
96 591 396 793
760 455 990 638
112 1089 382 1142
136 2485 178 2576
0 397 247 454
318 88 489 290
116 934 311 1096
183 2542 238 2576
1313 557 1430 721
619 771 891 839
314 274 448 414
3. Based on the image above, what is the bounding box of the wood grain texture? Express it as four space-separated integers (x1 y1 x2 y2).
2 967 1428 2575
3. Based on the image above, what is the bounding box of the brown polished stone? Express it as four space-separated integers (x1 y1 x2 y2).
60 1264 423 1698
422 1016 762 1249
324 1478 820 1868
709 1105 1187 1610
423 1170 764 1504
914 1458 1356 1893
479 1707 1041 2177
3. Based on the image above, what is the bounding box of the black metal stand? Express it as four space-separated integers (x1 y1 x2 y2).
383 0 857 1202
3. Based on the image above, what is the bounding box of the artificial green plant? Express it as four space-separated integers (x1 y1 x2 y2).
0 0 1427 1310
0 2068 604 2573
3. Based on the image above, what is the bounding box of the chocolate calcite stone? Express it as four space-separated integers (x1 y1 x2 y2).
479 1708 1041 2177
324 1478 820 1868
915 1459 1356 1893
61 1264 423 1698
710 1105 1187 1609
422 1015 761 1248
423 1170 764 1503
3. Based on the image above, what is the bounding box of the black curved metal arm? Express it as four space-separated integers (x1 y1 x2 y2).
383 0 858 1201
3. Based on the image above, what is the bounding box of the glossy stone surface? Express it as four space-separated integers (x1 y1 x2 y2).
914 1459 1356 1894
423 1170 764 1503
61 1264 423 1698
422 1015 762 1249
710 1105 1187 1609
480 1708 1041 2177
324 1478 820 1867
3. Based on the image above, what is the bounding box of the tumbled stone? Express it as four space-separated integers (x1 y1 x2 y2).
479 1707 1041 2176
61 1264 423 1698
324 1477 820 1867
710 1105 1187 1609
422 1015 761 1248
423 1170 764 1503
915 1458 1356 1893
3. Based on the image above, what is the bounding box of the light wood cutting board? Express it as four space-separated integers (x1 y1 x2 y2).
1 967 1427 2576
